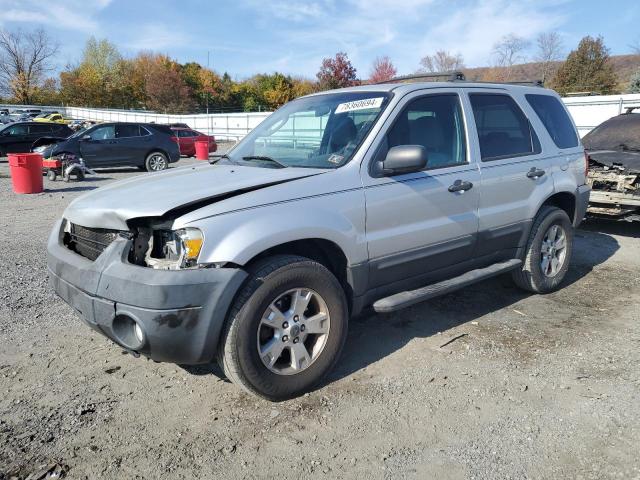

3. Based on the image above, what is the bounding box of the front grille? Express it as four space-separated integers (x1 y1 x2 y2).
67 223 120 261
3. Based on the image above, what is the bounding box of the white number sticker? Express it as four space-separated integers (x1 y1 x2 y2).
335 97 384 114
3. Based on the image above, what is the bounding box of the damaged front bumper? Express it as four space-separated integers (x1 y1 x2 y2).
47 220 247 364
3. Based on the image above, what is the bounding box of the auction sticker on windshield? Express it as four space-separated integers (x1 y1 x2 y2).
335 97 384 113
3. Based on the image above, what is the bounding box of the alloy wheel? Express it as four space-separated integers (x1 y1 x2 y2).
540 224 567 277
257 288 331 375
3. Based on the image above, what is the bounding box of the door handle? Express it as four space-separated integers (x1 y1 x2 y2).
526 167 546 179
448 180 473 193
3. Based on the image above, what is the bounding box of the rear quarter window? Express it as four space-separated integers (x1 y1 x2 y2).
525 94 578 149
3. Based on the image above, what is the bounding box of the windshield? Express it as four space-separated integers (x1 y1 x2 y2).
69 127 88 138
223 91 391 169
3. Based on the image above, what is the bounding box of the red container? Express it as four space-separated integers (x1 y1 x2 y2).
195 139 210 160
8 153 43 194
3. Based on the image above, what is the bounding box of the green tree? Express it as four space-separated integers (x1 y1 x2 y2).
59 37 132 107
552 36 618 95
628 69 640 93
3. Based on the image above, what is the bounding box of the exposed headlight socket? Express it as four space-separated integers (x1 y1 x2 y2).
143 227 204 270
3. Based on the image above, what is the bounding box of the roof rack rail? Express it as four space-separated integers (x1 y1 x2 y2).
379 71 465 84
504 80 544 87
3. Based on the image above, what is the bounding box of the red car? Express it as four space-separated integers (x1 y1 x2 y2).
170 127 217 157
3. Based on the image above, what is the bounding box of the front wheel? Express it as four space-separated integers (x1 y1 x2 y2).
512 206 573 293
218 255 348 401
145 152 168 171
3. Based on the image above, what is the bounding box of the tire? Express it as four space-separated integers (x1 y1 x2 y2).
217 255 348 401
47 170 57 181
145 151 168 171
512 206 573 293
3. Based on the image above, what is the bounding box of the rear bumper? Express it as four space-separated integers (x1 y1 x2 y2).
47 220 247 364
574 184 591 227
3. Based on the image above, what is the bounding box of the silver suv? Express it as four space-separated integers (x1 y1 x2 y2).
48 82 590 400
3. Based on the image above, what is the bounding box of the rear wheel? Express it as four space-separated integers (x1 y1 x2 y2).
145 152 168 171
218 255 348 401
512 206 573 293
47 170 57 181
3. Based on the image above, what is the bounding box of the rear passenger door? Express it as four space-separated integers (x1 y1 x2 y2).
362 90 480 290
467 90 555 258
114 124 152 166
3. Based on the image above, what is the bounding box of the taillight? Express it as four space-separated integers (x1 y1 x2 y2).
583 149 589 179
170 136 178 143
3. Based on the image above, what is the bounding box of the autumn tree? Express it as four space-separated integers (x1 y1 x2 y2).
369 56 396 83
143 55 194 113
291 77 317 98
493 34 529 80
419 51 464 73
0 28 58 104
552 36 618 95
535 31 563 84
60 38 137 108
317 52 357 90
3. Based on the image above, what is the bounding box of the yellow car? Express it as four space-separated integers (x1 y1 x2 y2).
34 113 72 124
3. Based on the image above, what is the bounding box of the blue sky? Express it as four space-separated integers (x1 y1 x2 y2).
0 0 638 79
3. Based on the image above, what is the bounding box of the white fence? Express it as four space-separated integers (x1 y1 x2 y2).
5 92 640 141
563 93 640 137
63 106 271 141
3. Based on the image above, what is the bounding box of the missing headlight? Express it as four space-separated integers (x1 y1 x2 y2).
129 225 203 270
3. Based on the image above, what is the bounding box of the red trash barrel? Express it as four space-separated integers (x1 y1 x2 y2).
8 153 43 194
195 139 210 160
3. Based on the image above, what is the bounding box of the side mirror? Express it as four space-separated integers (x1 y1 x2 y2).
81 134 91 141
380 145 427 176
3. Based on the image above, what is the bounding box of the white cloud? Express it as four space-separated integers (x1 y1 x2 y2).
237 0 569 76
417 0 569 68
123 23 191 51
0 0 112 33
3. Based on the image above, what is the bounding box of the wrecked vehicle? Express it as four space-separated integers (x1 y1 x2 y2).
583 111 640 221
48 83 589 400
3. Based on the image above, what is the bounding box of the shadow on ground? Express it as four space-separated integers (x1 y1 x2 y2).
185 227 620 394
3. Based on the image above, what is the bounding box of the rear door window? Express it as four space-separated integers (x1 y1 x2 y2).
525 94 578 149
115 124 141 138
29 124 54 134
470 93 540 161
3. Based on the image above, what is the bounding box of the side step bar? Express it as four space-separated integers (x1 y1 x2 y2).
373 259 522 313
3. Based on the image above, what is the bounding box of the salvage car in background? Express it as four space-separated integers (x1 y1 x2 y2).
170 127 217 156
0 122 73 156
34 113 72 124
583 109 640 221
39 122 180 171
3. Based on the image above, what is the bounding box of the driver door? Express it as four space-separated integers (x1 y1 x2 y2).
362 90 480 290
79 125 117 166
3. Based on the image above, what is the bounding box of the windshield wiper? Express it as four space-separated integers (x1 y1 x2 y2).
242 155 288 168
209 153 237 165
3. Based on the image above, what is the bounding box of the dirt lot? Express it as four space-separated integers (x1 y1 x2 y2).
0 156 639 479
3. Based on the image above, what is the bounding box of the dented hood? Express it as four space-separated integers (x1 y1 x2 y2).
64 163 326 230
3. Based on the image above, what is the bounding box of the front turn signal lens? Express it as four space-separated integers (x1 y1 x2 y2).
177 228 204 261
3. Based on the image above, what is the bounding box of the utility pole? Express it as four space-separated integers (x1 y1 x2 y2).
206 50 210 114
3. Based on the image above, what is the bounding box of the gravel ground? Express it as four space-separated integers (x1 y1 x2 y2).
0 154 639 479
